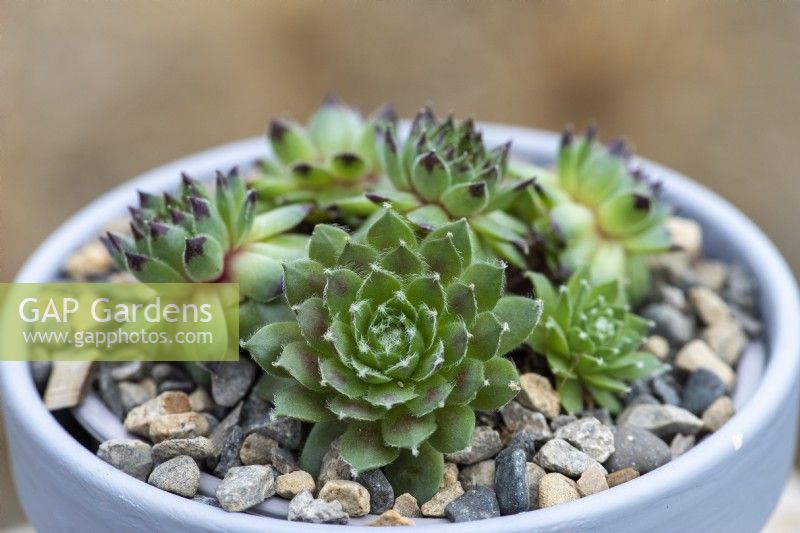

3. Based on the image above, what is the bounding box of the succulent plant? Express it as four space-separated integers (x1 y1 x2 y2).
512 126 671 300
252 96 396 217
243 209 542 501
102 170 310 336
526 268 663 414
358 108 534 268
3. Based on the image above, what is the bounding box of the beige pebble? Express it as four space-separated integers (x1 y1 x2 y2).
675 340 734 388
690 286 730 326
148 412 209 443
369 509 415 526
459 460 495 489
703 321 747 365
577 463 609 497
606 468 640 488
276 470 316 499
517 373 561 419
64 240 113 280
666 217 702 257
123 391 191 437
527 462 546 510
693 261 728 291
420 482 464 517
188 388 214 413
702 396 735 432
393 493 422 518
239 433 279 465
319 480 371 517
642 335 670 360
538 473 580 508
440 462 459 488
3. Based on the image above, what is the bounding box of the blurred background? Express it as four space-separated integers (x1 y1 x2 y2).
1 1 799 530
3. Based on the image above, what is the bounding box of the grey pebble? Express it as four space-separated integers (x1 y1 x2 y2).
508 430 536 460
499 402 552 441
550 415 577 432
604 426 671 474
554 417 615 463
148 455 200 497
445 487 500 522
211 359 257 408
651 374 682 406
192 495 222 508
98 370 125 419
152 437 214 463
618 403 703 438
681 368 727 415
216 465 276 512
534 438 604 478
213 425 244 478
356 470 394 514
494 447 529 515
446 426 503 465
110 361 149 382
459 460 495 489
642 303 696 345
97 439 153 481
288 490 348 524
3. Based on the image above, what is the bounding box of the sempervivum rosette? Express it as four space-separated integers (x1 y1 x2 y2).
252 96 396 217
361 108 535 268
513 126 671 300
102 170 310 336
526 268 663 414
243 209 541 501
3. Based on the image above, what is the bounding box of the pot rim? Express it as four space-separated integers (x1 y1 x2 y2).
2 124 798 531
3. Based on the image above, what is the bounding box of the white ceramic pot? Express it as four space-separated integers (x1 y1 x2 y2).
1 126 798 532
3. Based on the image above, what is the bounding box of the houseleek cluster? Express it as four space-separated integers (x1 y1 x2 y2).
101 100 677 500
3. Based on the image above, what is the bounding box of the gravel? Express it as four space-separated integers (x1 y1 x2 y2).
97 369 125 419
288 490 348 524
151 437 214 463
534 438 605 478
538 473 580 508
123 391 191 437
576 462 609 497
650 373 682 406
670 433 696 459
97 439 153 481
618 403 703 438
702 396 735 431
459 460 495 489
674 339 735 388
420 482 465 517
213 425 244 478
210 359 257 408
498 402 552 440
604 427 670 474
216 465 276 512
681 368 727 415
445 426 503 465
642 303 695 346
356 469 394 514
526 462 546 510
393 492 422 518
606 467 640 487
276 470 316 499
554 417 615 463
148 455 200 497
148 412 210 443
445 487 501 522
516 373 561 419
319 480 371 517
507 430 537 460
494 447 529 515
